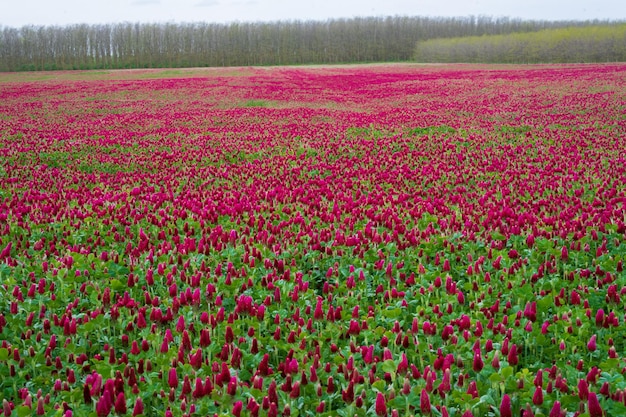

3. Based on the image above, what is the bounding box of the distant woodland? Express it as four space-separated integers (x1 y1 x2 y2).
415 24 626 63
0 16 624 71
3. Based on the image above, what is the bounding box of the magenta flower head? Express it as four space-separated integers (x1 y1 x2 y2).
549 400 561 417
595 309 605 327
95 394 112 417
507 344 519 365
37 397 45 415
420 389 431 415
588 392 603 417
268 403 278 417
375 392 387 416
232 400 243 417
532 386 543 405
587 334 597 352
168 368 178 389
132 398 144 416
472 351 484 372
114 392 127 414
578 379 589 400
500 394 512 417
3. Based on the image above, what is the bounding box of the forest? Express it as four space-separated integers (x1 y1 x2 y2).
414 24 626 63
0 16 624 71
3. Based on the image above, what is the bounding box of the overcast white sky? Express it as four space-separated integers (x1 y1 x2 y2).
2 0 624 28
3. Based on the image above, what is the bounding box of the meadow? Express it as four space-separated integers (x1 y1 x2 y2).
0 63 625 416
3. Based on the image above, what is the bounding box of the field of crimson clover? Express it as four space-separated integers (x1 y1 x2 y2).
0 63 625 417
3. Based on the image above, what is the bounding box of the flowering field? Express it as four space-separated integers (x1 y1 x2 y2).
0 63 625 417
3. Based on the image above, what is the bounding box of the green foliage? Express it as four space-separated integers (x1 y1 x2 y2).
415 23 626 63
242 99 270 107
407 125 457 136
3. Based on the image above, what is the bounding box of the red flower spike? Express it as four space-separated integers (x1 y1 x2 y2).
472 351 484 372
375 392 387 417
95 395 112 417
578 379 589 400
438 368 451 395
225 325 234 344
114 392 127 414
533 386 543 405
232 400 243 417
492 352 503 371
549 401 561 417
401 378 411 395
599 382 610 397
397 353 408 375
467 381 479 398
175 316 185 332
500 394 512 417
36 397 45 415
595 310 605 327
587 335 597 352
168 368 178 389
507 344 519 365
227 376 237 396
534 369 543 387
588 392 603 417
192 378 204 399
326 377 334 394
420 389 431 415
290 381 301 399
457 291 465 304
587 367 600 384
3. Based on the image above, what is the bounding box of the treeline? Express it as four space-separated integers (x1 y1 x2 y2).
0 16 620 71
414 24 626 63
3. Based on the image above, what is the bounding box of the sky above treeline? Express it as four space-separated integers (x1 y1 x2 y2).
2 0 624 28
